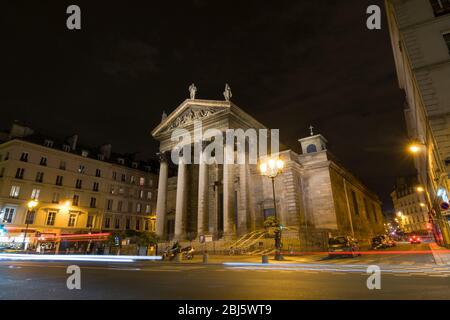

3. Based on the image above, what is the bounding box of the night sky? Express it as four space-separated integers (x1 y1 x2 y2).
1 0 416 210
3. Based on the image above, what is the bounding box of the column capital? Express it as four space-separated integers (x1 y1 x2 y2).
157 152 168 163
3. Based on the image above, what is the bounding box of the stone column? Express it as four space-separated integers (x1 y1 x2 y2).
174 158 187 240
155 153 168 239
223 143 235 238
197 150 209 235
237 160 248 235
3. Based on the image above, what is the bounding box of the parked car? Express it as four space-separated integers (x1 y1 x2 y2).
384 235 396 247
409 235 422 244
371 235 387 249
371 235 396 249
328 236 360 258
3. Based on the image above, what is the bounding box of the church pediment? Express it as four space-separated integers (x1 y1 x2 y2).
163 106 225 132
152 99 230 136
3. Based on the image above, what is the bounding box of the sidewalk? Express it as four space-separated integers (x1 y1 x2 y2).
429 242 450 265
169 253 328 265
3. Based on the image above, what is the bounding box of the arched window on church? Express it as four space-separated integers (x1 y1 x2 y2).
306 144 317 153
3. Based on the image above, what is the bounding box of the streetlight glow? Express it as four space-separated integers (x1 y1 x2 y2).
27 200 38 209
416 186 424 192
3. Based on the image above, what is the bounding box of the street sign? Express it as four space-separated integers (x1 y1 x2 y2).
199 235 213 243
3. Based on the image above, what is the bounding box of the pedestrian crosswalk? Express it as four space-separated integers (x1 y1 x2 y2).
222 263 450 278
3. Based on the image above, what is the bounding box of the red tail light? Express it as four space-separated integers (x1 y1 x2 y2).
409 238 412 241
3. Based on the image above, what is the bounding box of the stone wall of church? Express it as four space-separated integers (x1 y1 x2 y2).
329 164 385 241
298 151 338 230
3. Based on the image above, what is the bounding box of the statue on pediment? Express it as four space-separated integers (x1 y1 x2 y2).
189 83 197 100
223 83 232 101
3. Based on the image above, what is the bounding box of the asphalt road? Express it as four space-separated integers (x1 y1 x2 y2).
0 243 449 300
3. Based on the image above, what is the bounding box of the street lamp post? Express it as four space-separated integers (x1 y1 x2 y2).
22 200 38 251
259 157 284 261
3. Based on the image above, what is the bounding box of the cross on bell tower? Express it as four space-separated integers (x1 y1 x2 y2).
298 126 328 154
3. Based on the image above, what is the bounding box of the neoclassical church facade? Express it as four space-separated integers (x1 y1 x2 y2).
152 89 384 247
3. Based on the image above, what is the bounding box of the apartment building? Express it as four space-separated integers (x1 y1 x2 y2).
0 123 157 250
391 176 431 234
386 0 450 244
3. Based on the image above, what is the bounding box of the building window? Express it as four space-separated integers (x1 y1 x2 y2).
93 182 99 192
62 144 71 152
9 185 20 198
5 152 9 160
149 179 153 187
78 165 85 174
15 168 25 179
2 207 15 223
86 215 94 228
20 152 29 162
81 150 89 157
117 158 125 165
68 214 76 227
130 176 136 184
351 191 359 215
107 199 113 211
46 211 56 226
72 194 80 206
128 202 133 213
59 161 66 170
36 172 44 183
306 144 317 153
136 203 142 213
52 192 60 204
136 219 140 231
105 217 111 229
117 200 123 212
56 175 63 186
115 217 120 229
40 157 47 166
430 0 450 16
147 191 152 200
44 139 54 148
25 210 35 225
90 197 97 208
112 172 117 180
139 190 144 199
443 32 450 53
145 220 149 231
0 167 4 177
76 179 82 189
125 217 130 230
121 174 126 182
146 204 151 214
31 188 40 200
139 177 145 186
95 169 101 177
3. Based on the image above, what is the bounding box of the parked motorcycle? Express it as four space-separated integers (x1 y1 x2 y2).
181 246 195 260
162 242 181 261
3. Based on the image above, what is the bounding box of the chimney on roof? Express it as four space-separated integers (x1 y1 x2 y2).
9 123 34 139
67 134 78 151
100 144 112 160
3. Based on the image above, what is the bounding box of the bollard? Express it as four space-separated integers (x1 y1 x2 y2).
203 253 209 264
262 255 269 264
